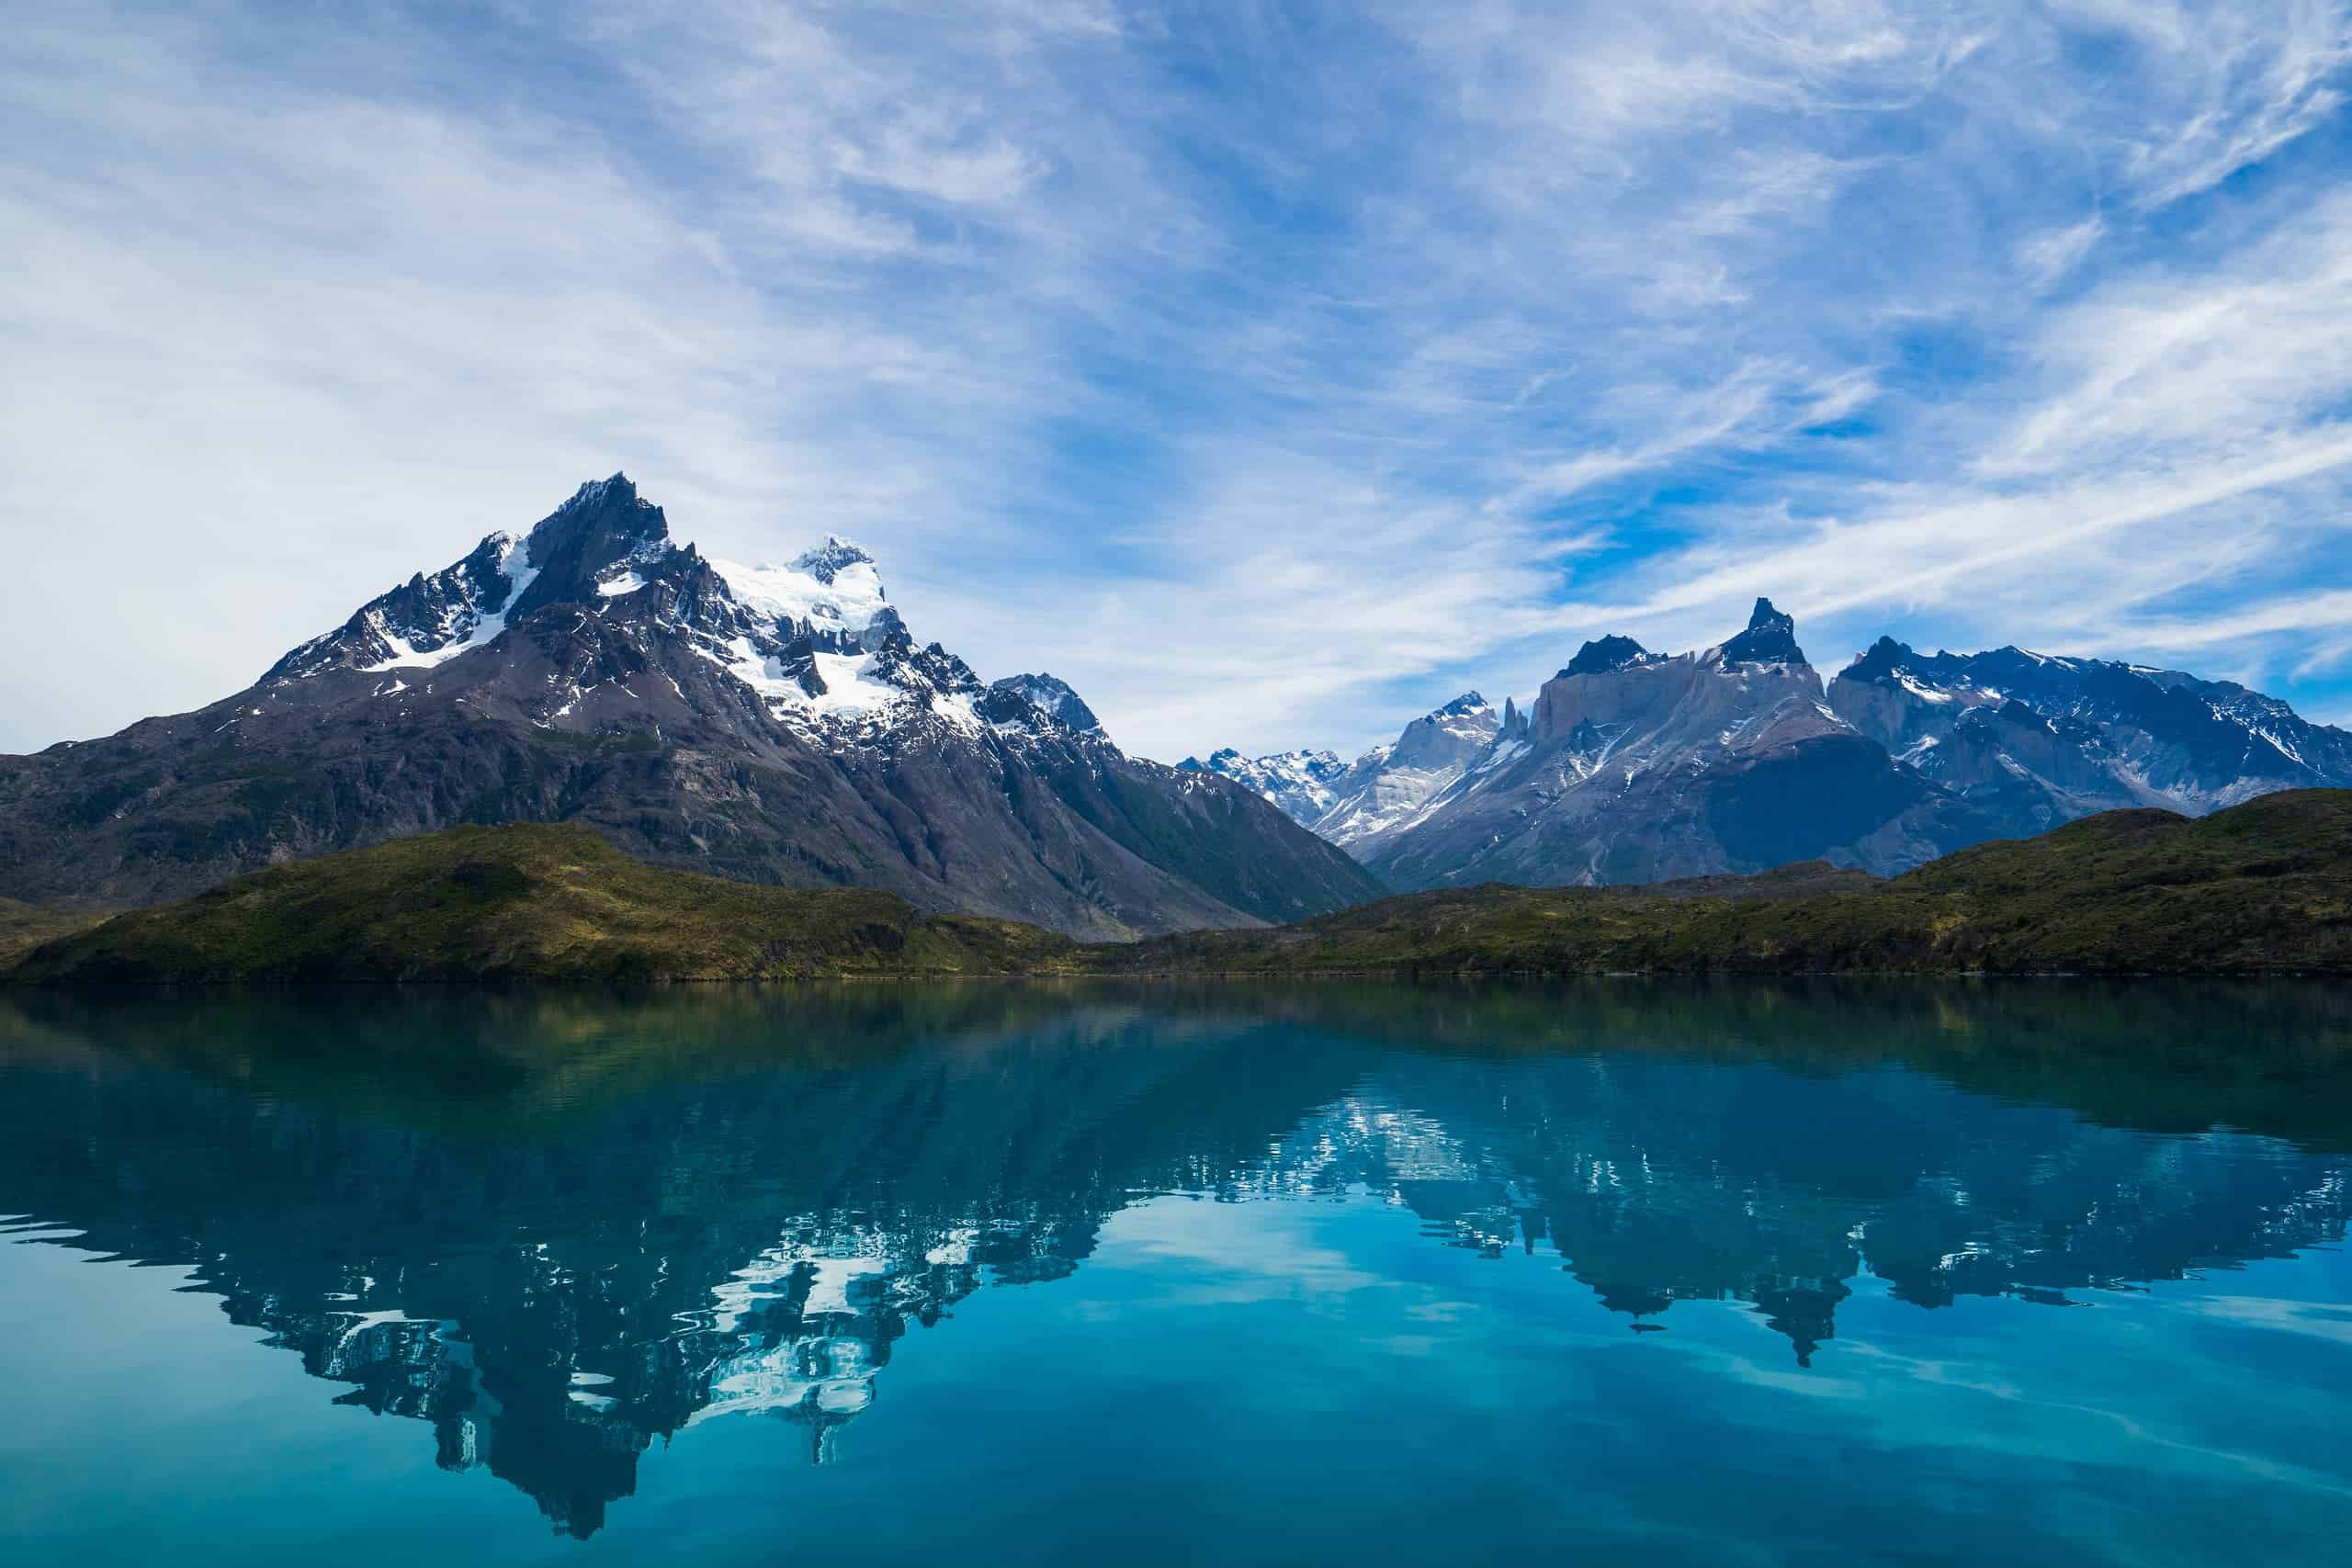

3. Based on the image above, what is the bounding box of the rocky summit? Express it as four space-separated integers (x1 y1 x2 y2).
0 476 1383 937
1198 597 2352 891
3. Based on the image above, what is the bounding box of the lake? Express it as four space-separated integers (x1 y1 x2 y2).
3 980 2349 1565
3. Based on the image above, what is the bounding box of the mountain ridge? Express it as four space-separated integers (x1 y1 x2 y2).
1198 601 2352 891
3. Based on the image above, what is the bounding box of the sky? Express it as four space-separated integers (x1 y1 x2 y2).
6 1 2352 762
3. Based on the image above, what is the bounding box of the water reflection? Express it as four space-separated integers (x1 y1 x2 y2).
1 981 2347 1538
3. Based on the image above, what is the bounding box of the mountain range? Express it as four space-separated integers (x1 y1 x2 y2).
0 476 1380 937
1196 598 2352 888
6 474 2348 927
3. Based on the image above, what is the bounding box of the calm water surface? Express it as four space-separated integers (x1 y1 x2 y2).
3 981 2349 1565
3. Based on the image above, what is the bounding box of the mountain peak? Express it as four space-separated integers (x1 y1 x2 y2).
992 671 1102 735
710 533 896 650
1844 635 1916 681
1430 692 1488 718
1561 635 1653 678
510 475 673 619
1717 596 1805 665
571 469 633 501
791 536 876 584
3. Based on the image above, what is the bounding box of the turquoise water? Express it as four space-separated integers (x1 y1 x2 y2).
2 982 2348 1564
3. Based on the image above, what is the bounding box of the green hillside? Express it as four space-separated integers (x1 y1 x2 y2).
5 823 1078 983
0 897 107 967
1105 791 2352 976
8 791 2350 982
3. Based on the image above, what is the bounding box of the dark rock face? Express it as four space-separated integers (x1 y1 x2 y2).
0 476 1383 937
1560 636 1654 678
1715 598 1804 665
1826 641 2352 829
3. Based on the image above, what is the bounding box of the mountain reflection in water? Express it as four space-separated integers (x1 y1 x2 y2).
1 980 2347 1543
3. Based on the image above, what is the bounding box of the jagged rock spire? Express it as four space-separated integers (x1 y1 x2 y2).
1717 597 1804 665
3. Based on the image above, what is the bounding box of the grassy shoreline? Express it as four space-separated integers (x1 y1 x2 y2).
8 791 2350 984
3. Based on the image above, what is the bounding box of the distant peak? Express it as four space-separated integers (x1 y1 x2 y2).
1561 635 1652 678
1430 692 1488 717
1843 635 1916 681
790 535 876 583
992 671 1102 735
1717 596 1805 665
560 472 645 509
537 473 665 540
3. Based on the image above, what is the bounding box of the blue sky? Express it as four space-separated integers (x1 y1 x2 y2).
6 1 2352 761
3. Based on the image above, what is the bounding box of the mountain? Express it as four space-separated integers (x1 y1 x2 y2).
1180 748 1347 823
1828 638 2352 831
1311 693 1509 851
1190 693 1510 851
1354 601 1997 888
0 475 1383 937
1204 599 2352 893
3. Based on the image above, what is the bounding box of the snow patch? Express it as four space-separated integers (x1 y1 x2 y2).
807 651 899 719
362 535 539 672
711 548 892 643
930 690 980 734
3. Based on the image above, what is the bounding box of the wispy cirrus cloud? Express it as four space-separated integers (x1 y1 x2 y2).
3 1 2350 761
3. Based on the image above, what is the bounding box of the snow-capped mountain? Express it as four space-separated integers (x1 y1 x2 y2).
1309 693 1510 851
1827 638 2352 830
0 475 1382 934
1180 748 1348 823
1186 694 1513 852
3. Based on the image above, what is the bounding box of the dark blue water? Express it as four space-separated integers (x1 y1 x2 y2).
3 982 2349 1564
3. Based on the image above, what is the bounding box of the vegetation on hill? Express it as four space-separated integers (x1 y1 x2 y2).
0 897 106 968
5 823 1078 983
1104 791 2352 976
6 791 2349 982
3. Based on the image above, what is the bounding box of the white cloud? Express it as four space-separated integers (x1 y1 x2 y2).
2018 219 2103 290
5 0 2352 764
